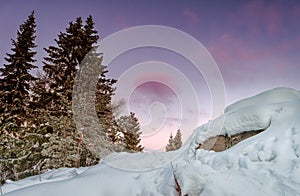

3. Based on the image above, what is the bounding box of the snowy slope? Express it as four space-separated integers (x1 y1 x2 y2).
3 87 300 195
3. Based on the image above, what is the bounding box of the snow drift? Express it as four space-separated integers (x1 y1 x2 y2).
2 87 300 195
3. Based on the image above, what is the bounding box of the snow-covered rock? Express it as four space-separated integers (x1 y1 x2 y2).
3 87 300 195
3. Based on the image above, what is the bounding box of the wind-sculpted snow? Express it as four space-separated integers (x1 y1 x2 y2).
225 87 300 113
3 87 300 195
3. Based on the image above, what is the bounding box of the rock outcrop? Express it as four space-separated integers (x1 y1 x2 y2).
196 130 264 152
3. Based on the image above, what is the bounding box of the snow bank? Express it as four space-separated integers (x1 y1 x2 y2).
3 87 300 195
225 87 300 113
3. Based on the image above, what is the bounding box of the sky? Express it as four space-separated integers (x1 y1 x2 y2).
1 0 300 150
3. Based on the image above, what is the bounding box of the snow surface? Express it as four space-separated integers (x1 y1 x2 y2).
2 87 300 195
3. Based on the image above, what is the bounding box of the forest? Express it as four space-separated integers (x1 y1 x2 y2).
0 11 147 181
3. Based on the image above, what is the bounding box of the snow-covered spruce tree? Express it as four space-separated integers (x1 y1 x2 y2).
73 45 117 157
166 133 175 152
117 112 144 152
0 11 46 181
0 11 37 127
173 129 183 150
32 16 100 170
42 16 98 115
166 129 182 152
95 63 118 144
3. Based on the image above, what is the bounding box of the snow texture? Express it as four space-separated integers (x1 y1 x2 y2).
2 87 300 195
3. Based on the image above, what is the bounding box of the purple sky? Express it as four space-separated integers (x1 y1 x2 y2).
1 0 300 150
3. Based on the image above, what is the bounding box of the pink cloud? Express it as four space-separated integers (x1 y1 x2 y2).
127 82 198 150
129 81 177 105
232 0 285 37
276 40 298 53
208 33 269 66
133 72 175 88
142 82 170 96
292 5 300 18
264 5 284 35
128 82 180 124
183 7 200 25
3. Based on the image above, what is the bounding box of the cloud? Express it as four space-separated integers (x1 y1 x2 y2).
183 7 200 25
292 5 300 18
166 117 181 123
207 0 300 68
133 72 175 87
208 33 269 67
135 81 174 98
129 81 177 106
226 0 287 38
128 81 181 126
264 5 284 36
276 38 300 53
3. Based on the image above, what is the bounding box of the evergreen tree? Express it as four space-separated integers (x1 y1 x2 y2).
173 129 183 149
0 11 45 180
73 46 116 157
166 133 175 152
95 64 118 143
0 11 37 126
166 129 182 152
41 15 98 115
31 15 100 170
117 112 144 152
